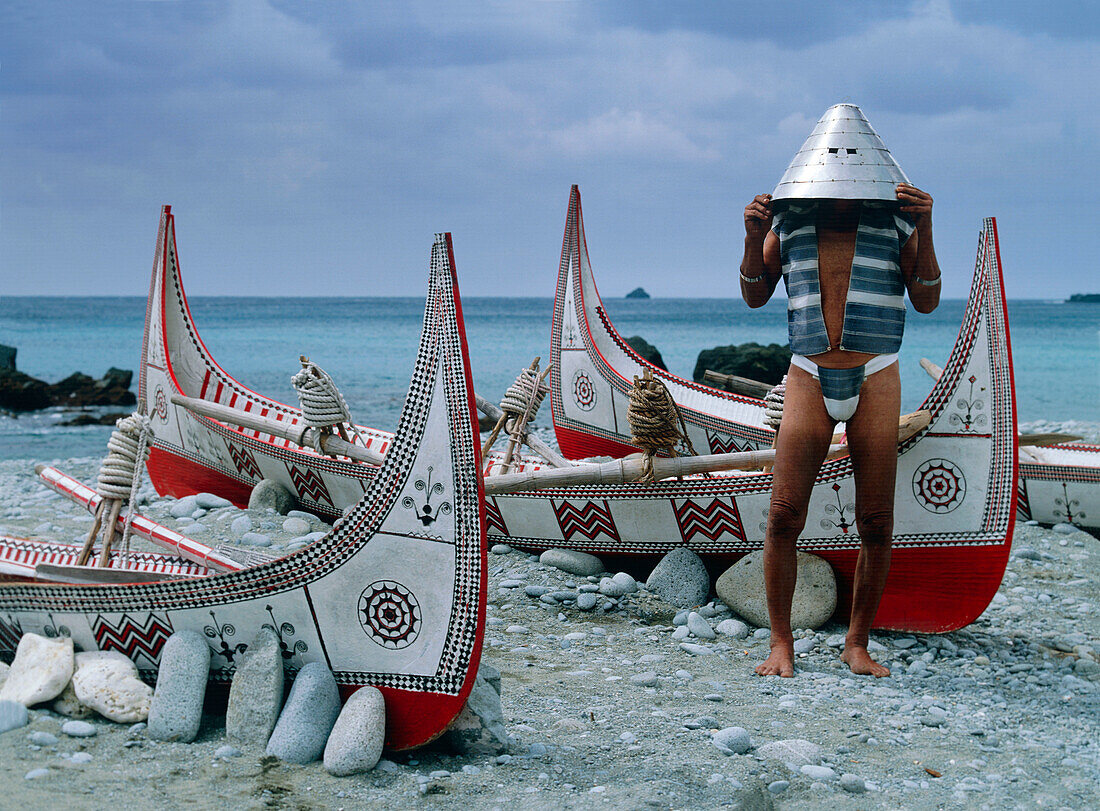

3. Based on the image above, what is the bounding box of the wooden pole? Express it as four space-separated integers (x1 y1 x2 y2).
170 394 385 465
96 499 124 568
483 444 849 495
702 370 774 398
919 357 944 382
475 394 568 468
76 500 106 566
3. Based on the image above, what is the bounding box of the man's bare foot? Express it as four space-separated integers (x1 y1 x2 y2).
755 640 795 677
841 645 890 677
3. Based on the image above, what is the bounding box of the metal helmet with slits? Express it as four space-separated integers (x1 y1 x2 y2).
771 103 909 206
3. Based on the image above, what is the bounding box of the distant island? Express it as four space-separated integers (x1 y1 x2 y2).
625 287 650 299
1067 293 1100 303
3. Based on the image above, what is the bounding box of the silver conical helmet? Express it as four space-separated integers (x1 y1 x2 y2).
771 103 909 203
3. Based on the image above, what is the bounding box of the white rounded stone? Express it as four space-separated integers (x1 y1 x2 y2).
71 650 152 723
0 633 74 707
51 681 95 719
323 686 386 776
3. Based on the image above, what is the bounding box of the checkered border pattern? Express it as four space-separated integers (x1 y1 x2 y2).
0 235 484 697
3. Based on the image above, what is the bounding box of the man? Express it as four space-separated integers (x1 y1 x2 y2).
739 104 942 678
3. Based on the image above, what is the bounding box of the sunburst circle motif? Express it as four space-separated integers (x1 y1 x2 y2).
357 581 421 649
572 370 596 411
913 458 966 513
154 386 168 422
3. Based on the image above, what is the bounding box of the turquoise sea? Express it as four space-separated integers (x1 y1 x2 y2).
1 296 1098 461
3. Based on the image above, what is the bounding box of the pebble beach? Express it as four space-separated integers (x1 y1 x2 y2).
0 454 1097 809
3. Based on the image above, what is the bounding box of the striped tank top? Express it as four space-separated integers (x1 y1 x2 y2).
771 203 915 356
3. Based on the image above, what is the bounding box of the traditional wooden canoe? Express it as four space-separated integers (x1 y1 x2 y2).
136 202 1015 632
0 234 486 751
1017 443 1100 534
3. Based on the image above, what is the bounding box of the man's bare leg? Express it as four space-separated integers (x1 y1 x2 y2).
839 364 901 677
755 365 835 677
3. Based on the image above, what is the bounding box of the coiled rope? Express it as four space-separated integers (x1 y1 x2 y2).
79 411 151 566
763 375 787 430
482 358 553 472
291 356 364 456
627 369 698 482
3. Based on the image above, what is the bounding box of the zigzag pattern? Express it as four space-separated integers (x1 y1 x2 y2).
224 438 262 480
552 499 620 542
92 613 174 666
285 463 334 507
675 498 746 543
1015 479 1031 521
0 614 23 652
707 433 750 455
485 498 508 536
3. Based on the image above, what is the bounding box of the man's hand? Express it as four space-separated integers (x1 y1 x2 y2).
744 194 774 240
896 183 932 228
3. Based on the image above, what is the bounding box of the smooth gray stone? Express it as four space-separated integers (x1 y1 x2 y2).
716 619 750 639
282 517 310 535
28 730 58 746
147 631 210 743
576 593 598 611
539 548 604 577
840 773 867 793
767 780 789 794
646 548 710 608
793 637 816 654
226 628 284 749
629 672 658 687
323 686 385 776
168 495 199 519
442 672 508 756
266 662 341 764
597 577 632 598
679 643 714 656
609 572 638 593
0 700 29 734
195 492 233 509
60 720 97 738
756 738 822 767
802 764 837 781
24 768 49 780
712 726 752 755
248 480 298 515
687 612 716 640
477 662 502 697
230 515 253 537
716 550 837 629
241 532 272 547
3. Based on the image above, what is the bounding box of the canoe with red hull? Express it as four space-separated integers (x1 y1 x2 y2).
0 234 486 751
545 186 1018 632
137 201 1016 633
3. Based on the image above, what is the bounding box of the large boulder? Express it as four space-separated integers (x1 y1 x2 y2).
266 662 341 764
71 650 152 723
625 336 667 371
716 550 837 630
49 370 137 407
645 547 710 607
0 345 15 372
0 633 74 706
226 628 285 749
441 665 508 756
147 631 211 742
323 686 386 776
693 342 791 387
0 369 51 411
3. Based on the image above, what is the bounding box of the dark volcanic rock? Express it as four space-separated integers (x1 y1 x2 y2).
693 342 791 387
0 345 15 372
625 336 667 371
59 412 130 427
625 287 650 299
0 365 136 412
0 369 52 411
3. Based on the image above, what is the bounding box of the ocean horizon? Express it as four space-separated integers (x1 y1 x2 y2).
2 295 1098 461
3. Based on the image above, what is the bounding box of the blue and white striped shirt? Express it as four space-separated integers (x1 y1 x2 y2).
771 203 915 356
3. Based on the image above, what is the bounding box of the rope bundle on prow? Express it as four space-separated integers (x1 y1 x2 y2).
763 375 787 430
291 356 365 457
627 369 697 482
482 357 552 474
77 412 152 567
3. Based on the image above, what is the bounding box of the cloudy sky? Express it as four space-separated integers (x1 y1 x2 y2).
2 0 1097 298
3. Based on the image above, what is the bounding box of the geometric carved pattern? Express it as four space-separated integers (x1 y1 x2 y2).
706 432 748 455
224 439 262 480
572 370 596 411
92 613 174 667
552 499 620 542
674 498 746 543
358 581 422 650
1015 478 1031 521
484 497 508 536
913 458 967 514
0 614 23 653
285 463 334 507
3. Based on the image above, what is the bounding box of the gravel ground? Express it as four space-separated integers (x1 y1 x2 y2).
0 456 1097 809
